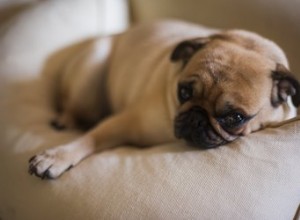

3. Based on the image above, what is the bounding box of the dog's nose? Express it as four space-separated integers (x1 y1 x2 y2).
189 107 209 127
174 106 226 149
174 106 209 137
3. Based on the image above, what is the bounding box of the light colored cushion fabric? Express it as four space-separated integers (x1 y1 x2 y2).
0 0 128 81
0 0 300 219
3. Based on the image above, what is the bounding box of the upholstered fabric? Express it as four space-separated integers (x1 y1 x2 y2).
0 0 299 219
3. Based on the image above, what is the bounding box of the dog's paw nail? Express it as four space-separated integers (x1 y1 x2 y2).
42 168 53 180
28 163 36 175
29 155 36 163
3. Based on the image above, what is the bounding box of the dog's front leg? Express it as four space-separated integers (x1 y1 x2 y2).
28 111 142 179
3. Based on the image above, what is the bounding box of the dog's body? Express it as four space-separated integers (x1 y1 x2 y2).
29 20 300 179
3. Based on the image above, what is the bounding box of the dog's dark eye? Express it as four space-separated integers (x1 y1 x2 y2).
218 112 246 129
178 83 193 104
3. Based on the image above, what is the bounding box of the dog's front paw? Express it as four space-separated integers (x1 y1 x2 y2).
28 149 74 180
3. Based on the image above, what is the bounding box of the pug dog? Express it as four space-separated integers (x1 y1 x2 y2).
28 20 300 179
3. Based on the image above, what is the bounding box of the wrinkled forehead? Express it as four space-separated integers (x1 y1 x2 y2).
184 42 275 83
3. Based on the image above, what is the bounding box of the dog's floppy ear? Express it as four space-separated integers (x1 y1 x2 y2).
170 37 211 65
271 63 300 107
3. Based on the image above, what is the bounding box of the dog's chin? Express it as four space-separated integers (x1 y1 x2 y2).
174 107 228 149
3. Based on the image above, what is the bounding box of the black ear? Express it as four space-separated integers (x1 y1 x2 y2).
271 63 300 107
170 37 210 66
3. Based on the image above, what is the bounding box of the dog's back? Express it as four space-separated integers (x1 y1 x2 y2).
107 20 218 112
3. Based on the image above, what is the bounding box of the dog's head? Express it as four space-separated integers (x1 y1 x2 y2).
171 30 300 148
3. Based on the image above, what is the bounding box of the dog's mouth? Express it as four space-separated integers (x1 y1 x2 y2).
174 107 228 149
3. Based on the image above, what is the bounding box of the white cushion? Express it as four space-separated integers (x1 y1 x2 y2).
0 0 300 219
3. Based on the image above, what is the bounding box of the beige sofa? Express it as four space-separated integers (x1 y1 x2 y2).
0 0 299 219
